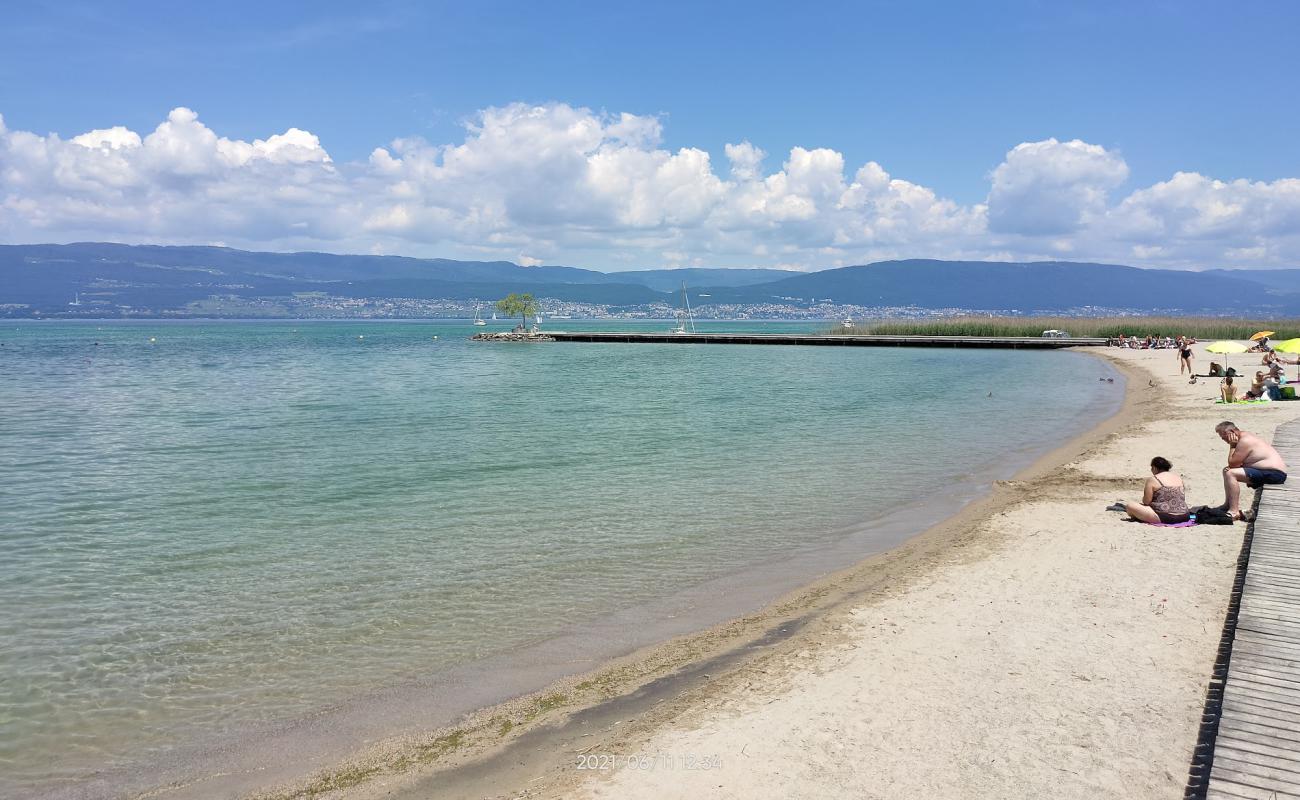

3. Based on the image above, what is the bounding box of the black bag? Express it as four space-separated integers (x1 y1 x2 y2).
1225 367 1239 378
1190 505 1234 525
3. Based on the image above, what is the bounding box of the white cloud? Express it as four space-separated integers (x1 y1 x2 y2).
725 141 764 181
1 104 1297 269
987 138 1128 235
71 126 142 151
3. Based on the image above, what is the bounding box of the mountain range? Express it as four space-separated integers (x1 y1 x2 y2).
2 242 1297 316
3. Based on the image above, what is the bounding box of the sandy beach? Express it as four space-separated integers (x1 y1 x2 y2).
280 345 1300 800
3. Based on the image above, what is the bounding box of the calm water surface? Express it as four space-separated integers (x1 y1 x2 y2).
0 320 1121 795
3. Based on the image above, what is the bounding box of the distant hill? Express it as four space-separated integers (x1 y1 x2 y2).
696 260 1300 314
0 243 670 309
608 267 804 292
3 244 1298 316
1200 268 1300 294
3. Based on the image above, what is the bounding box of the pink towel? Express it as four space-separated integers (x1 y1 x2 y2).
1148 519 1197 528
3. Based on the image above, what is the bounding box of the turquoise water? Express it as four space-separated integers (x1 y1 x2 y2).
0 320 1121 795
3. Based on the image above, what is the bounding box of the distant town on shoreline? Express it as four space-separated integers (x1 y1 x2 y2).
4 242 1299 320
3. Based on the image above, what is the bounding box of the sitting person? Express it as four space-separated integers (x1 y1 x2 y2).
1216 421 1289 521
1243 371 1270 401
1220 375 1238 403
1124 456 1191 524
1264 373 1282 400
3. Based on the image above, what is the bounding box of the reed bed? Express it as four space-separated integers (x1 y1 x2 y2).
834 316 1300 340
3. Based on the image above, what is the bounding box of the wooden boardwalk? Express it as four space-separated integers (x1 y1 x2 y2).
1196 419 1300 800
544 332 1108 349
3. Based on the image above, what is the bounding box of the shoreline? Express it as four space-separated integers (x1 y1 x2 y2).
218 351 1146 800
459 347 1300 800
10 342 1113 800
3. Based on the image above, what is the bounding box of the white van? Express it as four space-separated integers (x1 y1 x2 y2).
1040 329 1070 338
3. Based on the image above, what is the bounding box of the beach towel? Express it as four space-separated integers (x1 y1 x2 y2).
1147 519 1198 528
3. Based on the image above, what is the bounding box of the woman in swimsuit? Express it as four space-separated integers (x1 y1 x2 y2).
1178 339 1194 375
1124 456 1191 524
1221 376 1238 403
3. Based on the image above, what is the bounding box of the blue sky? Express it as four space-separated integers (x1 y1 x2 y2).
1 1 1298 270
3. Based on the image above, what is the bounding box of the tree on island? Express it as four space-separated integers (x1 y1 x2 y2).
496 293 538 332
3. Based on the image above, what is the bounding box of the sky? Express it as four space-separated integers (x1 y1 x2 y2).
1 0 1298 271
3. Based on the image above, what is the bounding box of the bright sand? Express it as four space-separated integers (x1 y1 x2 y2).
322 345 1300 800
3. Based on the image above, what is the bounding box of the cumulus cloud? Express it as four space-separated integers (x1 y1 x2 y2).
1 104 1297 268
987 138 1128 235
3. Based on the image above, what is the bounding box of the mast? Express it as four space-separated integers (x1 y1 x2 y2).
682 283 696 333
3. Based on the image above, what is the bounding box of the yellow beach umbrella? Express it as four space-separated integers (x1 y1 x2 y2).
1275 338 1300 383
1205 340 1249 373
1250 330 1275 341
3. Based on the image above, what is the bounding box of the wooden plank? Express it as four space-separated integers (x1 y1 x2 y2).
1247 554 1300 567
1236 618 1300 640
1206 759 1300 790
1209 763 1300 796
1244 564 1300 577
1222 696 1300 727
1237 600 1300 620
1245 542 1300 553
1207 421 1300 800
1237 608 1300 628
1226 665 1300 690
1242 573 1300 589
1227 674 1300 696
1238 609 1300 627
1229 643 1300 669
1222 685 1300 713
1234 631 1300 655
1226 672 1300 696
1216 719 1300 748
1240 596 1300 616
1217 736 1300 768
1207 781 1293 800
1206 783 1280 800
1241 576 1300 595
1244 560 1300 576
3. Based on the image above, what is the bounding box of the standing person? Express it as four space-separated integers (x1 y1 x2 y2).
1216 421 1289 521
1179 338 1194 376
1123 456 1191 524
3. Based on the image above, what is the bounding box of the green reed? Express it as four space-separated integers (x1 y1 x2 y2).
833 316 1300 340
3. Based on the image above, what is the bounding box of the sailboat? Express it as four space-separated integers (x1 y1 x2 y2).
672 283 697 335
473 305 487 326
491 311 497 321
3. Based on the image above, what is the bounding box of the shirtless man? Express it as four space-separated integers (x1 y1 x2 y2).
1216 421 1289 520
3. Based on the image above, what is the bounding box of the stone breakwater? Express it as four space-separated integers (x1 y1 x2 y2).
471 332 556 342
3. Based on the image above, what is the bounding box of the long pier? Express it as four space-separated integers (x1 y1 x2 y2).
1192 418 1300 799
543 332 1108 349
